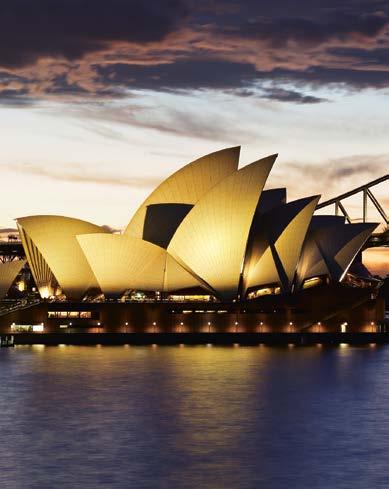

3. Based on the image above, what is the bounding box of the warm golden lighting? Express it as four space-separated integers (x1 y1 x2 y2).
17 215 105 299
125 147 240 239
302 276 323 289
168 155 277 300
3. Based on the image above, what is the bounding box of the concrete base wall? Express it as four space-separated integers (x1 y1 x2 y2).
0 283 384 335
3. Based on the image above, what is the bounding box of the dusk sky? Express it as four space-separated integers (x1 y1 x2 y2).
0 0 388 272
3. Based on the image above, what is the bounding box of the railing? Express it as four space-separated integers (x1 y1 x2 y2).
316 175 388 248
0 298 41 316
316 175 388 225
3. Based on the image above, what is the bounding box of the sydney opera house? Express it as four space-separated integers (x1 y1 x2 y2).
0 147 384 335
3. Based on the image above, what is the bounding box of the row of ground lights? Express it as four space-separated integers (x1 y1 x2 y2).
120 320 377 331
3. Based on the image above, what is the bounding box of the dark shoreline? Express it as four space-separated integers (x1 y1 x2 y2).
6 332 389 346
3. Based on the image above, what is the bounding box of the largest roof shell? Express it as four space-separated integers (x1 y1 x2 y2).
168 154 277 300
125 146 240 239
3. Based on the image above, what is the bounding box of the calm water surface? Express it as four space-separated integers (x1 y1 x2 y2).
1 344 389 489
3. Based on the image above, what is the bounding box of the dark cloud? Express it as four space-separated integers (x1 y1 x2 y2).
1 0 389 104
230 11 388 47
260 88 326 104
96 59 389 96
0 89 37 107
96 59 259 91
326 47 389 66
0 0 187 67
256 66 389 89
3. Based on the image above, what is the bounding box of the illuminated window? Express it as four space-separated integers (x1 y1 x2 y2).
80 311 92 318
247 286 280 299
168 295 212 302
302 276 323 289
10 324 44 332
48 311 92 319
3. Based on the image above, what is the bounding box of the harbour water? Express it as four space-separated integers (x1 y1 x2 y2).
1 345 389 489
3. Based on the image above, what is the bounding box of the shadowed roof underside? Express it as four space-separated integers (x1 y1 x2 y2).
125 146 240 239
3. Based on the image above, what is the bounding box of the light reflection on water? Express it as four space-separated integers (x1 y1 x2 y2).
1 345 389 489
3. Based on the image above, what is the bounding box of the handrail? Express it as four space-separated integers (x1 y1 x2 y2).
317 175 388 209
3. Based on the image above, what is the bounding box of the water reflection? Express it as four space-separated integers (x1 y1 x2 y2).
0 345 389 489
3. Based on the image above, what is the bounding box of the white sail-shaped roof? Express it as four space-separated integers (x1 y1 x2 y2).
17 216 106 299
168 155 277 300
0 260 26 298
125 146 240 239
335 225 377 280
77 234 204 297
297 221 377 284
244 196 319 293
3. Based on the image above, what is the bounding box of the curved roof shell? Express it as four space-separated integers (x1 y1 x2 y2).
17 216 106 299
243 196 319 294
0 259 26 299
77 234 205 297
297 221 378 285
168 154 277 300
125 146 240 239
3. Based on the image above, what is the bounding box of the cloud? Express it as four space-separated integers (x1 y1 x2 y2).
259 87 326 104
96 59 259 91
0 0 389 106
0 228 18 233
268 154 389 200
9 162 163 189
0 89 38 107
230 11 388 47
259 66 389 89
0 0 187 68
70 94 262 142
